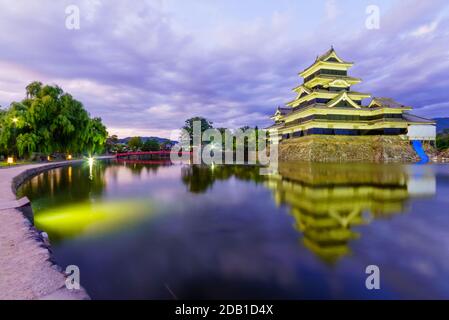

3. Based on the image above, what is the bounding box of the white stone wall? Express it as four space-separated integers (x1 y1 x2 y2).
407 125 436 141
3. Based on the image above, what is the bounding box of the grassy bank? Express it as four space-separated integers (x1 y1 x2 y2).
0 160 33 168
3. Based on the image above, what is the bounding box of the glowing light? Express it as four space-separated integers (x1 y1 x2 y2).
47 155 51 162
210 142 221 151
88 157 95 180
12 117 18 124
7 157 14 165
34 200 153 239
67 154 72 160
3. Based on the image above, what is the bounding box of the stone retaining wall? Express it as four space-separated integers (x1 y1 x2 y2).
0 160 93 300
12 161 83 194
278 135 420 162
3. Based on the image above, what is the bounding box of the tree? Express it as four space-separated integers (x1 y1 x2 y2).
142 139 160 151
108 135 119 144
0 104 26 157
160 140 174 151
181 117 213 146
128 136 143 151
82 117 108 156
115 144 127 153
106 135 119 153
0 108 7 157
216 127 228 149
436 131 449 151
0 82 108 158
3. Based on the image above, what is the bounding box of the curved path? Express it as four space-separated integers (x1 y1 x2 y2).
0 159 110 300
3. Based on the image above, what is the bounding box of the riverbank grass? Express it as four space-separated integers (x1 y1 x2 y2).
1 160 34 167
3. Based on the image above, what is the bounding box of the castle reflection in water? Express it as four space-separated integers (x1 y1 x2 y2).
179 161 436 264
265 162 436 263
84 161 438 264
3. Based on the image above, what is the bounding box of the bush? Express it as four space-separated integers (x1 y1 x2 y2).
142 139 160 152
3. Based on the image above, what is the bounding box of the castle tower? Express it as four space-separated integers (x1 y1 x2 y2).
268 48 435 161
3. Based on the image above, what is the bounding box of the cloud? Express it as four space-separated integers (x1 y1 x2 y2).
413 102 449 118
324 0 340 21
410 20 439 37
0 0 448 138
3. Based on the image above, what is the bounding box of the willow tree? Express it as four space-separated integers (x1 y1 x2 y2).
0 108 7 156
82 117 108 156
0 81 108 158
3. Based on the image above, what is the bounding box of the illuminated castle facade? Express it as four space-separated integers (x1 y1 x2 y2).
268 48 435 143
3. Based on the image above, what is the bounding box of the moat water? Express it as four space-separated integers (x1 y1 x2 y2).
17 160 449 299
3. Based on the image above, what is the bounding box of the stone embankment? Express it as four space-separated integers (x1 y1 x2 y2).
0 161 92 300
278 135 421 162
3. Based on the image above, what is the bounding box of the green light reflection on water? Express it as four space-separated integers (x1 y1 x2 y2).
34 199 153 241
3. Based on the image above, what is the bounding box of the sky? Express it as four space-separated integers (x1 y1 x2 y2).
0 0 448 138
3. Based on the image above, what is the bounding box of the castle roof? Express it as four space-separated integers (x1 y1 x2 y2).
369 98 409 109
270 106 292 119
276 107 292 115
316 47 352 64
300 47 353 76
402 113 435 124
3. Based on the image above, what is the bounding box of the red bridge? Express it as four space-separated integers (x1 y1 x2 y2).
115 151 192 159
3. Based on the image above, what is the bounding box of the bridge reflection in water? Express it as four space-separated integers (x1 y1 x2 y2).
265 162 436 263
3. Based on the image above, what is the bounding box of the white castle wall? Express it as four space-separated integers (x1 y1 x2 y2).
407 125 436 141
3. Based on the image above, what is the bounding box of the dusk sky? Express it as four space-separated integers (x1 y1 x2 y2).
0 0 448 138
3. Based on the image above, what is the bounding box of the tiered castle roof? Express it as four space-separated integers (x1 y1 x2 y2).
285 47 371 110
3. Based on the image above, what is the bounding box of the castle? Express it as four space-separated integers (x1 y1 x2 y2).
268 48 436 162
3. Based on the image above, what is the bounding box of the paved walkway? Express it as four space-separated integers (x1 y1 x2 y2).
0 160 96 300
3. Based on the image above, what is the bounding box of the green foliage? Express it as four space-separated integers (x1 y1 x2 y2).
128 136 143 151
0 81 108 158
115 144 127 153
142 139 160 152
181 117 213 144
215 126 265 152
160 140 174 151
436 131 449 151
83 117 108 156
106 135 119 153
182 165 265 193
108 135 119 145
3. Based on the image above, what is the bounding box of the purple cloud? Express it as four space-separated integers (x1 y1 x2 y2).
0 0 448 138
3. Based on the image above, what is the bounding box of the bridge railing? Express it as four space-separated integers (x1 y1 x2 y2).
115 151 192 158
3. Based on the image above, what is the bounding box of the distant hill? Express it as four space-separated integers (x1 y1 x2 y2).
434 118 449 133
117 137 177 144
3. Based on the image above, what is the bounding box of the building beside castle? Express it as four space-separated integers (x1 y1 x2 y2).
268 48 436 158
